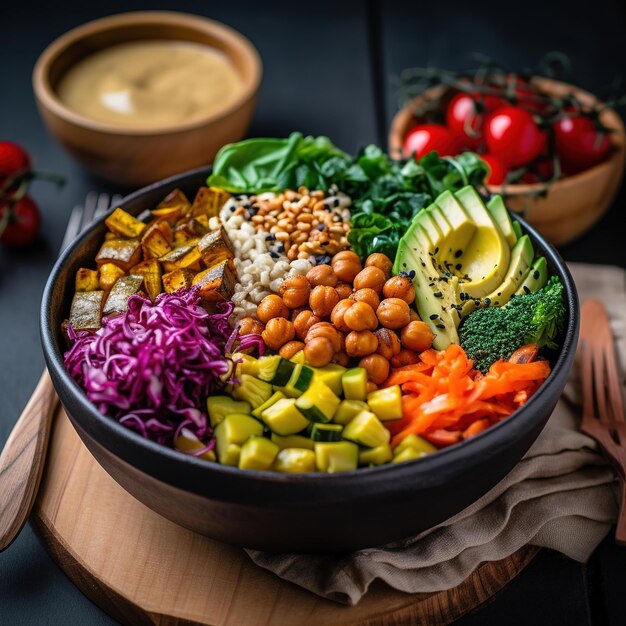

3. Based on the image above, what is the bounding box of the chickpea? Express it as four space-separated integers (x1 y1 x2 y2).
401 320 435 352
262 318 295 350
306 322 343 353
376 298 411 330
374 327 402 360
350 287 380 310
335 282 353 300
309 285 340 317
343 301 378 332
304 337 335 367
359 354 390 385
365 253 393 278
306 264 338 287
332 350 350 367
391 348 420 368
237 316 265 336
345 330 378 357
279 275 311 309
330 299 354 333
293 310 321 340
331 250 362 283
353 266 386 294
382 276 416 304
257 294 289 324
279 340 305 359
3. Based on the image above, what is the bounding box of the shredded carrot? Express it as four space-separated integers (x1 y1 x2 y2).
383 343 551 449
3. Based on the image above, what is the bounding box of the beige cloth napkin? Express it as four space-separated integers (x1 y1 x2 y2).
246 262 626 606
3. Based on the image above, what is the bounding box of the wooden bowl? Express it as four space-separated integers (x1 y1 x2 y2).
388 77 626 246
40 166 579 552
32 11 262 188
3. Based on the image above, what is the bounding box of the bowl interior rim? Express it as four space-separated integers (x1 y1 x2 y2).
41 165 580 491
32 10 263 137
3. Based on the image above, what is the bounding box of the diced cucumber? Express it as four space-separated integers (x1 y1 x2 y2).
214 414 263 466
342 367 368 401
206 395 251 427
392 447 428 463
276 363 314 398
256 355 281 382
313 363 347 396
231 374 273 408
314 441 359 473
234 353 260 378
274 448 316 473
174 427 216 461
342 410 390 448
358 444 392 466
251 390 287 419
394 434 437 457
333 400 369 426
261 398 310 435
295 380 340 423
271 433 315 451
238 437 280 470
311 423 343 442
366 385 403 421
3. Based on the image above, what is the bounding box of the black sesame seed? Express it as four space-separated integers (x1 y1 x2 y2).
421 261 426 267
484 297 491 305
455 263 462 271
265 234 276 241
454 250 463 258
429 314 439 320
533 270 540 280
474 300 481 307
436 323 445 329
497 292 502 297
333 198 340 208
276 243 285 253
270 251 280 259
402 262 407 268
434 246 439 254
409 270 416 279
434 291 443 298
523 285 531 294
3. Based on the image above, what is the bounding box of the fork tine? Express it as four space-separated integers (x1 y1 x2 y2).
58 203 84 253
81 191 99 230
94 193 111 219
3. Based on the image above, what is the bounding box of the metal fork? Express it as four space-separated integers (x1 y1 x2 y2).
579 298 626 544
0 191 121 551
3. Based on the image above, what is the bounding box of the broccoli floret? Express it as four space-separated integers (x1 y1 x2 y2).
459 276 566 372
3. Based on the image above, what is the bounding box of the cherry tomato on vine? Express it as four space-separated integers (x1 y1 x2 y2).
0 141 31 185
480 153 507 185
484 107 547 168
553 114 612 175
0 195 41 248
445 93 507 149
402 123 462 160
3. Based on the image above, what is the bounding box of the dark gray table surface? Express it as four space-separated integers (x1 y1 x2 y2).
1 1 625 624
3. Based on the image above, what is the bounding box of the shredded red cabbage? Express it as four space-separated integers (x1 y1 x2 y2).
64 288 257 451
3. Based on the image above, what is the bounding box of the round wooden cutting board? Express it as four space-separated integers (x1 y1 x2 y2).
32 406 539 626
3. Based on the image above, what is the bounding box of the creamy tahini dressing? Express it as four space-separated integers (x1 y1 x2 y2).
57 40 243 128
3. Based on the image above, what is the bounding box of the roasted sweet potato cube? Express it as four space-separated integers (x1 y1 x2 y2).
198 227 235 269
162 268 196 293
191 260 236 302
191 186 231 217
159 239 201 272
69 291 104 331
173 226 196 247
75 268 100 292
150 206 183 226
174 246 203 271
105 207 147 239
99 263 126 291
141 225 172 259
102 275 145 317
131 259 162 301
155 188 191 216
95 238 142 272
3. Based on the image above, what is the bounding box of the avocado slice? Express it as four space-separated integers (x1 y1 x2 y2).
512 220 523 240
432 191 476 259
486 195 517 248
461 234 534 316
453 187 511 299
515 256 548 296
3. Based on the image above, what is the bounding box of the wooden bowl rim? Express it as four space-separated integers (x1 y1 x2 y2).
388 76 626 194
32 10 262 137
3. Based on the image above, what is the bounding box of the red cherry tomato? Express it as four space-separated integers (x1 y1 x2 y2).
0 195 41 248
446 93 507 149
484 107 547 168
553 114 612 175
480 154 508 185
0 141 31 185
402 124 462 159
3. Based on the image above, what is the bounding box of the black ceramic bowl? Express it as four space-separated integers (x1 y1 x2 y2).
41 166 579 552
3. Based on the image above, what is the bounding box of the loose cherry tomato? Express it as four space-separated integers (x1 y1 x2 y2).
402 123 462 159
553 114 612 175
484 107 547 168
0 195 41 248
480 153 507 185
0 141 31 185
446 93 507 149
